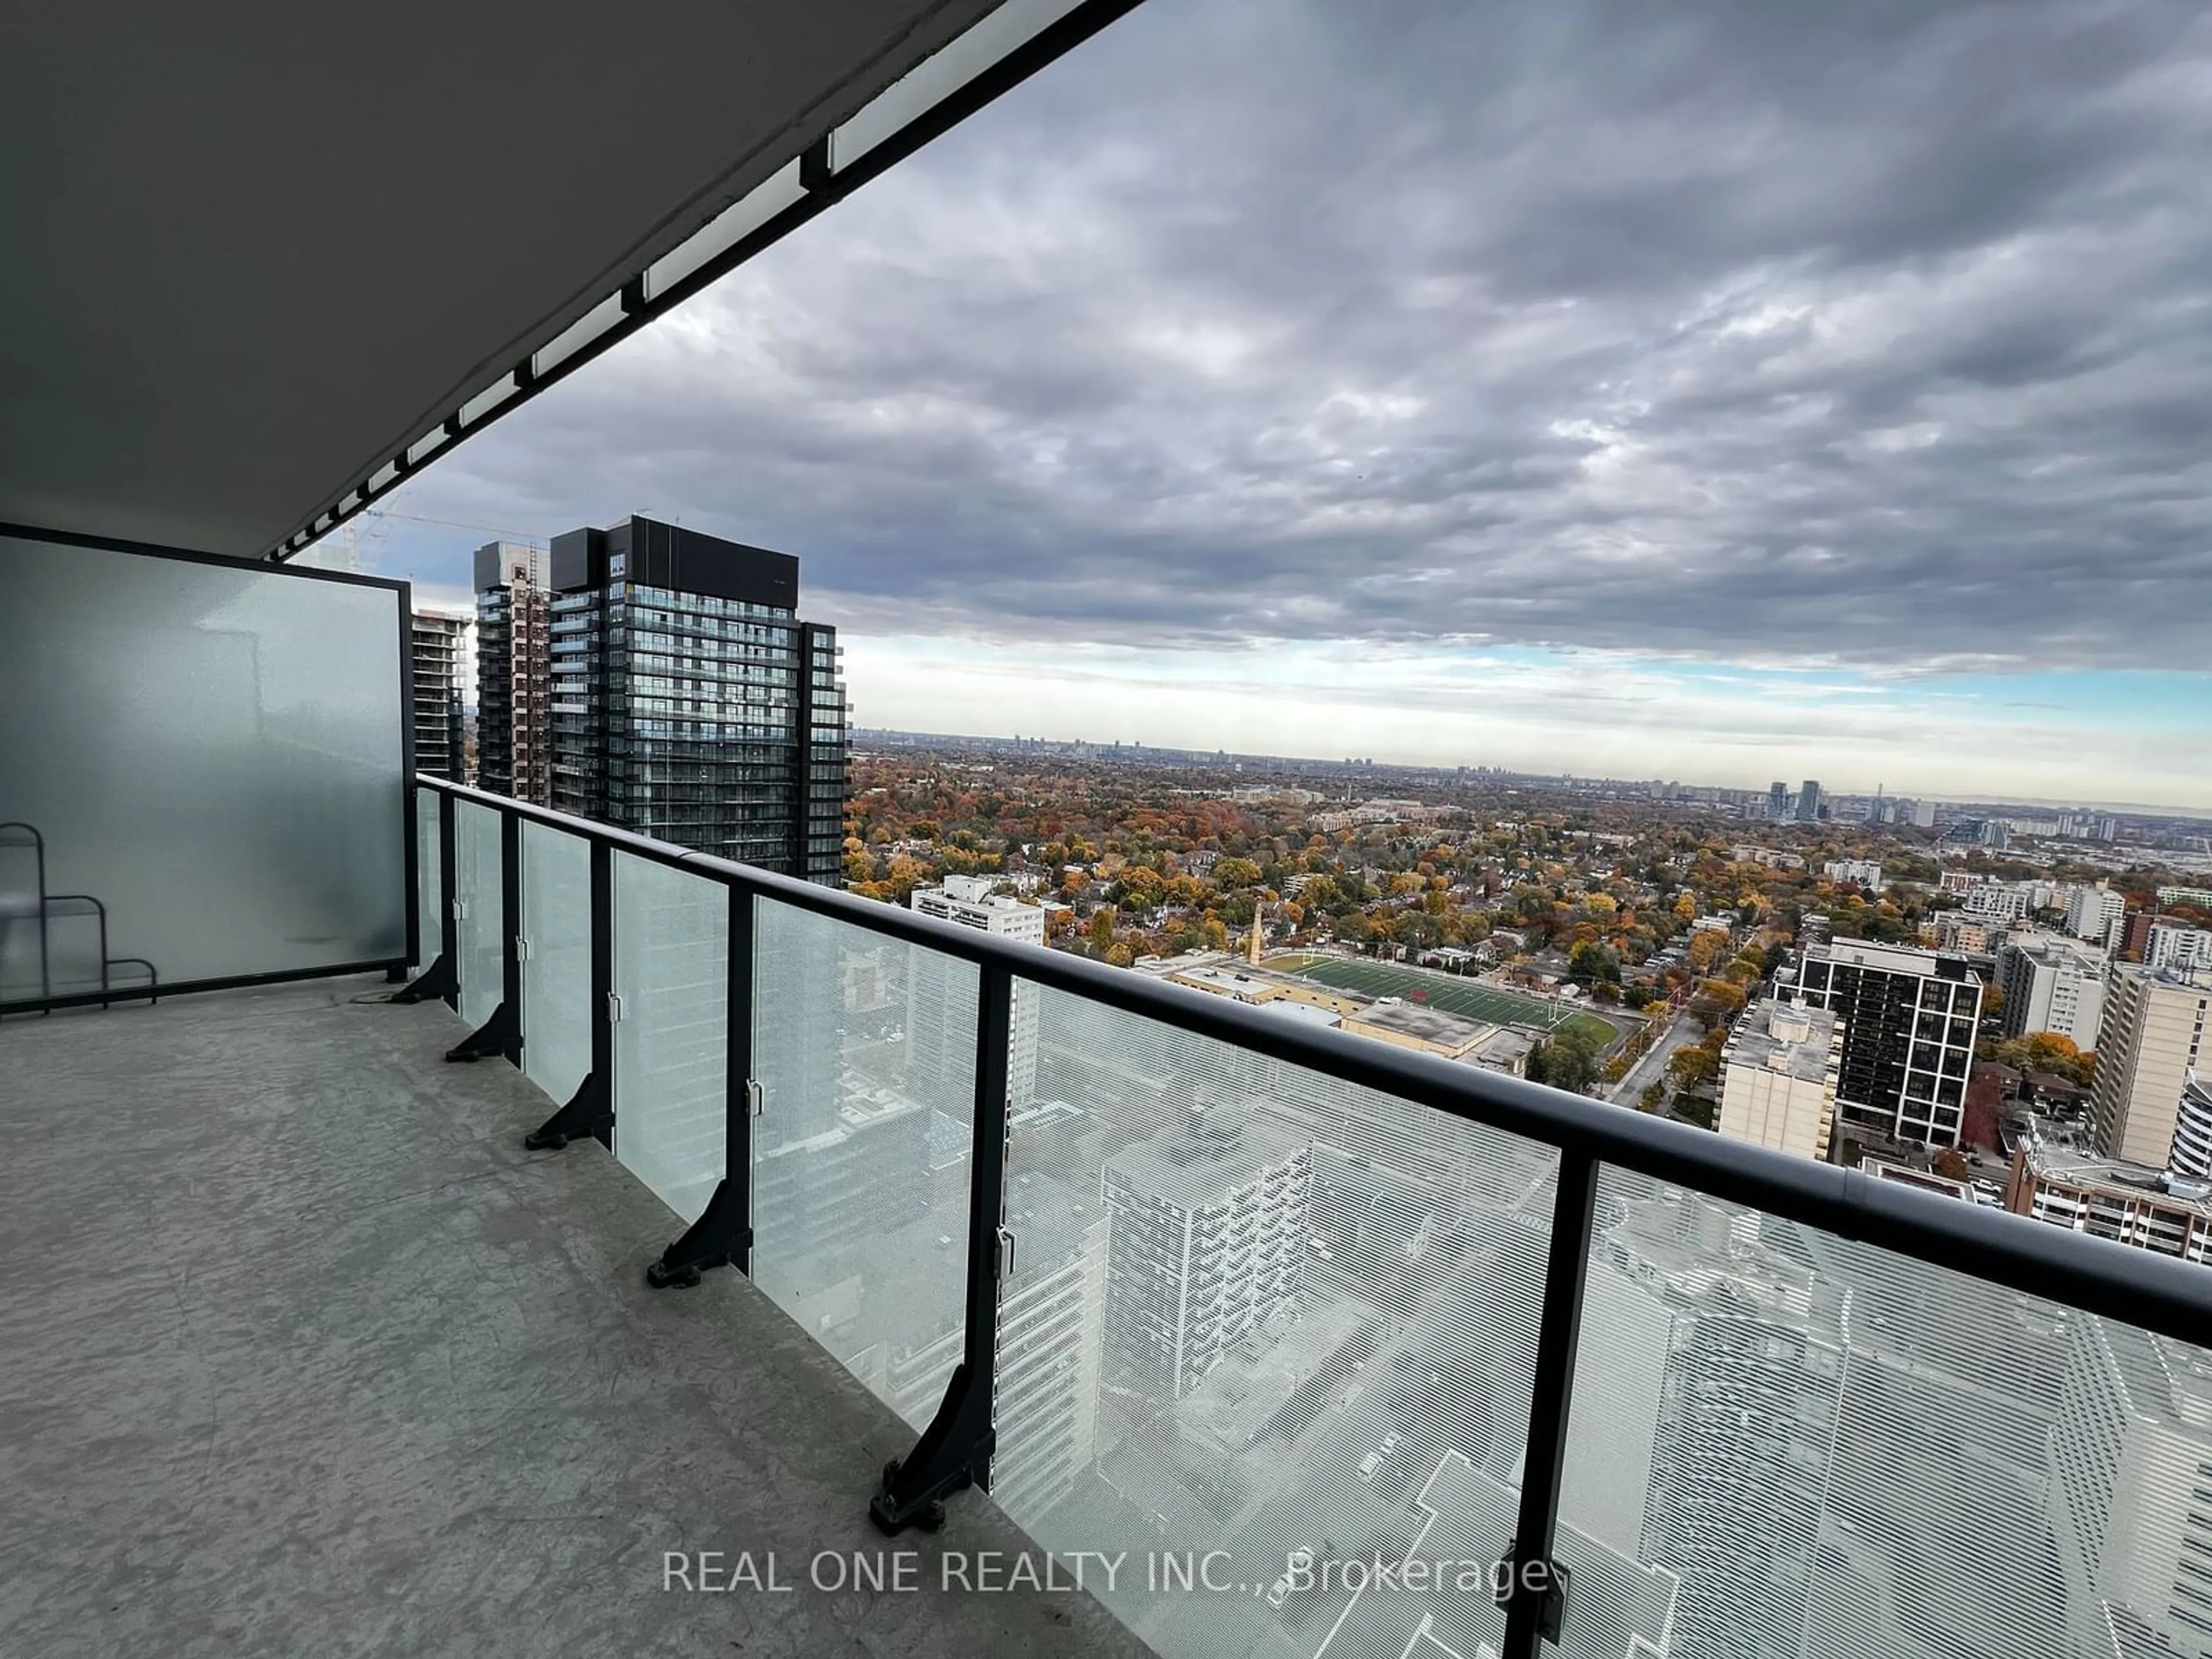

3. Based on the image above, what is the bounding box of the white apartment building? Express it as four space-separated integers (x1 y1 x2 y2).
2144 921 2212 974
1100 1112 1310 1403
910 876 1046 1107
1717 999 1841 1161
1932 912 2001 955
2091 967 2212 1168
1823 859 1884 888
1729 846 1806 870
908 872 1043 935
2157 885 2212 910
1995 931 2108 1050
1960 883 2032 924
2066 884 2127 948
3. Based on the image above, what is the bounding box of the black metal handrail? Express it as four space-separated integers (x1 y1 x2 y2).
407 772 2212 1658
411 775 2212 1340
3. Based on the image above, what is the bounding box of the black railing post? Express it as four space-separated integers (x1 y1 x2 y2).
1499 1149 1600 1655
525 837 615 1150
393 787 459 1005
649 885 757 1287
446 806 522 1062
871 959 1014 1534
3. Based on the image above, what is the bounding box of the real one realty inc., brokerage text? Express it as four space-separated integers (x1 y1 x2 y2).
663 1550 1551 1600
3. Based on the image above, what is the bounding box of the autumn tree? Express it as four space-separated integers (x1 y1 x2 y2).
1668 1046 1720 1091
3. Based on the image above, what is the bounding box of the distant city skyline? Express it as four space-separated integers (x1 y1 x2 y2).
839 723 2212 823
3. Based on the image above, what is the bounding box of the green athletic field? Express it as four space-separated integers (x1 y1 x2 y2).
1287 958 1619 1051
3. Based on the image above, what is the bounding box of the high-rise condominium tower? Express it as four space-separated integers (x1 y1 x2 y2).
477 516 847 883
1793 940 1982 1147
408 607 468 781
474 541 552 805
2092 966 2212 1167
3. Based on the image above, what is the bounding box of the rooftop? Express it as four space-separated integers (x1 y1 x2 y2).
1805 938 1975 980
1723 998 1840 1084
1343 998 1497 1051
1251 997 1342 1029
1163 963 1279 1001
0 978 1143 1659
2017 1114 2212 1209
1103 1112 1309 1211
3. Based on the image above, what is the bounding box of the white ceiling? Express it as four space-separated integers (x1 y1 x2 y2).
0 0 1009 558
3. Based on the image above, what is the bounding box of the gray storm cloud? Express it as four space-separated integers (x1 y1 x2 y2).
393 0 2212 671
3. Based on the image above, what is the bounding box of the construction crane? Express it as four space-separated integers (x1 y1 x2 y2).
305 508 548 577
311 513 392 574
367 509 550 546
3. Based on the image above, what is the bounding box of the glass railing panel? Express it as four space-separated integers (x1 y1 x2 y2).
412 788 440 974
454 800 502 1028
749 898 975 1430
609 853 726 1223
1554 1165 2212 1659
993 979 1560 1658
520 822 590 1106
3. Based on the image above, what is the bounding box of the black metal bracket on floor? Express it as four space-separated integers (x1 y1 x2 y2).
869 1361 997 1535
445 999 520 1064
646 1177 752 1289
524 1071 612 1150
392 954 457 1005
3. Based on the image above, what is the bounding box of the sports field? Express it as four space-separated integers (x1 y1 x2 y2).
1287 957 1620 1051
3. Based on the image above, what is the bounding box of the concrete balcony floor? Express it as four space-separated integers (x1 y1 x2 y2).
0 978 1149 1659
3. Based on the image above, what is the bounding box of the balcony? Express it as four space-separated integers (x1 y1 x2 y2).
16 760 2205 1659
11 4 2212 1652
1 975 1141 1659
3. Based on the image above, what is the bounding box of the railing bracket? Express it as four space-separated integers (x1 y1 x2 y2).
869 1361 995 1536
524 1070 612 1151
647 1177 752 1289
444 999 520 1064
391 954 456 1005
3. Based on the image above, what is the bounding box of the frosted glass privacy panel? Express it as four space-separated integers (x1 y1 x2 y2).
454 802 503 1029
0 535 406 1005
1556 1166 2212 1659
749 897 976 1431
611 854 726 1224
412 789 441 975
991 980 1560 1659
520 823 590 1105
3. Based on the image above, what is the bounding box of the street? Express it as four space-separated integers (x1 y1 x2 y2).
1609 1011 1696 1108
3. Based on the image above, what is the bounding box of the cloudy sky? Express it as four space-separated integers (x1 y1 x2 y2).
338 0 2212 809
